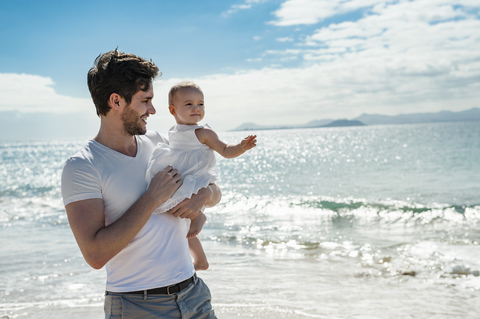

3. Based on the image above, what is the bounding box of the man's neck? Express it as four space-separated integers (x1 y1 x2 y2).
94 126 138 157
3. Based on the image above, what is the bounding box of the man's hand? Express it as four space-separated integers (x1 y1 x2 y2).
166 183 221 219
166 188 208 219
145 166 183 207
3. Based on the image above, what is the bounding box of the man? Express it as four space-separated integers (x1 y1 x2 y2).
61 49 220 318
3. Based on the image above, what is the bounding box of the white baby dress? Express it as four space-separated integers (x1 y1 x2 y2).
145 124 218 214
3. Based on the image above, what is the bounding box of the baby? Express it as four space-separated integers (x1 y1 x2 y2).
146 81 256 270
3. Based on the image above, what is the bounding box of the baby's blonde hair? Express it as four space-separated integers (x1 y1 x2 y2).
168 81 203 106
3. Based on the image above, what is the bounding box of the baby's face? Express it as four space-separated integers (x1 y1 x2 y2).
169 87 205 125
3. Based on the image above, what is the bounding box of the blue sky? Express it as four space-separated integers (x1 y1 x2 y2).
1 0 480 138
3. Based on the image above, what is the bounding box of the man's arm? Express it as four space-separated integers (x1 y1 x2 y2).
167 183 221 218
66 166 182 269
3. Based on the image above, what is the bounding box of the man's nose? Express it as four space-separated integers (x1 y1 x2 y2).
148 103 156 115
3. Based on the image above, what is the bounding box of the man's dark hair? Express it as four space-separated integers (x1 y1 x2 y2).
87 49 160 116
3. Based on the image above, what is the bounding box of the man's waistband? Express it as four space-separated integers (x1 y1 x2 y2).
106 273 196 296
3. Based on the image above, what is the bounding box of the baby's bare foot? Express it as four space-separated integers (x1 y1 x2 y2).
187 212 207 239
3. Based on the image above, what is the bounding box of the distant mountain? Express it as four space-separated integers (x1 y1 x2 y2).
304 119 333 127
232 107 480 131
353 107 480 125
323 119 366 127
232 119 365 131
232 122 299 131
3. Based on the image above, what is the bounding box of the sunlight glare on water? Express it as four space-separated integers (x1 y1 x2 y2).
1 122 480 318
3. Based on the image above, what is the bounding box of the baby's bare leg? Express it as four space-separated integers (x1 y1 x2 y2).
187 211 207 239
188 237 209 271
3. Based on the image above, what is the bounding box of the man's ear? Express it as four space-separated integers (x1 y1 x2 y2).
169 105 176 116
109 93 122 111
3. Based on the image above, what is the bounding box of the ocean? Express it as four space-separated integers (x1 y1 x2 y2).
1 121 480 318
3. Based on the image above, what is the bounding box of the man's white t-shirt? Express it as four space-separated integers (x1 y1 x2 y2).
61 131 195 292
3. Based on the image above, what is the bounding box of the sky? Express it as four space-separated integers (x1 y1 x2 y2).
1 0 479 139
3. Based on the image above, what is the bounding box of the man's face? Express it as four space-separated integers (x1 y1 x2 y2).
122 84 155 135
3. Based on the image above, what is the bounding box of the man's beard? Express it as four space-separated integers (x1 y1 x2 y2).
122 106 147 136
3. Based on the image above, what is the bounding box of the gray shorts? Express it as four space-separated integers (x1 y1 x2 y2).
104 276 216 319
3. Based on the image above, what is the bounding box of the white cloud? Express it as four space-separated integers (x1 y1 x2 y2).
269 0 479 26
301 1 480 79
3 0 480 137
270 0 388 26
223 0 268 17
0 73 92 113
152 58 479 134
276 36 294 42
151 1 480 132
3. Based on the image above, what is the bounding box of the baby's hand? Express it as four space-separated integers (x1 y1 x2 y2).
241 135 257 151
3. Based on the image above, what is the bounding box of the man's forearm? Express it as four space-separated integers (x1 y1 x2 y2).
166 183 222 218
66 193 158 270
67 167 182 270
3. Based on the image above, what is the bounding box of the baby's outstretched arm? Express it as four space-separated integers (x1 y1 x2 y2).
196 128 256 158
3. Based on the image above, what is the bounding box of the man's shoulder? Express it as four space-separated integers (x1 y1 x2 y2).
61 141 103 206
65 140 96 161
63 141 98 174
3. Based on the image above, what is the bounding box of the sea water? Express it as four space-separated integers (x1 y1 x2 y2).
1 121 480 318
